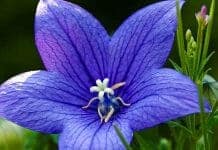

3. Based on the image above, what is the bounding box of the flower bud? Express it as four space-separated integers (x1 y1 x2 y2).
190 37 195 44
196 5 209 26
192 41 197 50
158 138 171 150
187 40 196 58
186 29 192 41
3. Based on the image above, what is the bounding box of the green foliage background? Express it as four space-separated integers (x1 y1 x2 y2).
0 0 217 149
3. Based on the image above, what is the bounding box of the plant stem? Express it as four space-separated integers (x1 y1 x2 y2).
201 0 215 62
176 131 185 150
176 0 187 73
174 1 216 149
196 80 209 150
195 24 204 79
114 125 132 150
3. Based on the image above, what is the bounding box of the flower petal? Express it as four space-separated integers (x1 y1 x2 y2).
59 119 133 150
108 0 184 85
120 69 210 130
0 71 94 133
35 0 110 88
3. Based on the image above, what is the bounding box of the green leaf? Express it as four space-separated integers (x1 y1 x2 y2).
132 128 160 150
134 133 150 150
169 59 182 72
203 74 216 84
196 136 205 150
208 102 218 128
197 51 215 76
168 121 192 135
203 74 218 99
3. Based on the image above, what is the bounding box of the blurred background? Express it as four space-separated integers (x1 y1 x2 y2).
0 0 217 149
0 0 217 82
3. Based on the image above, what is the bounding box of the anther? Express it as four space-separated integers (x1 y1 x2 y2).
111 82 126 90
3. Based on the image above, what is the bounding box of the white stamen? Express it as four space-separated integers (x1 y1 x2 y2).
83 78 130 123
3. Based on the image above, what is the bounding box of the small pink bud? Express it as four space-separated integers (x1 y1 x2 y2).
200 5 207 19
196 5 209 26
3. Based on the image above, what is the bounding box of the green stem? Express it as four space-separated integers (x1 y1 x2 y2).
196 81 209 150
192 115 196 136
176 131 185 150
201 0 215 62
195 24 204 79
176 0 187 73
114 125 132 150
190 138 197 150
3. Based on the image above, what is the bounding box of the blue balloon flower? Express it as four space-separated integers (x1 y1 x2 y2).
0 0 210 149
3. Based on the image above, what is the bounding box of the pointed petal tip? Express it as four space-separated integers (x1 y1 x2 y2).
40 0 53 3
35 0 109 86
37 0 58 11
108 0 183 84
0 70 93 134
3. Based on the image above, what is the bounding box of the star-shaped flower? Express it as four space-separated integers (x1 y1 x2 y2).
0 0 210 149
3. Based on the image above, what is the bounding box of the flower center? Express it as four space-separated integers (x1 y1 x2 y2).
82 78 131 123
